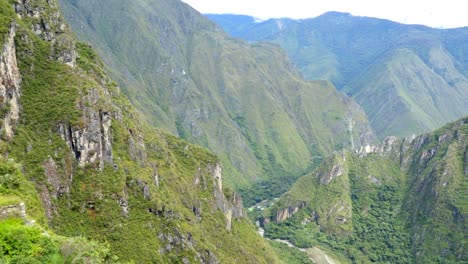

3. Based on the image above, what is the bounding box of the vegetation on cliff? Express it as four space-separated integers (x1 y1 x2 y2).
0 0 281 262
260 118 467 263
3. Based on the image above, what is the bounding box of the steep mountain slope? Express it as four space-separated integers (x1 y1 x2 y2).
57 0 376 202
0 0 281 262
208 13 468 139
258 117 468 263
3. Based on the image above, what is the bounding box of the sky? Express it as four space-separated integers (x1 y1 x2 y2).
180 0 467 29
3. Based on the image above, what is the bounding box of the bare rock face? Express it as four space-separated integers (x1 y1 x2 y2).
58 90 114 170
0 25 21 141
15 0 76 67
276 206 299 222
118 195 129 218
355 136 400 157
196 250 220 264
0 203 26 221
210 163 246 231
319 161 345 185
212 163 223 193
274 201 306 223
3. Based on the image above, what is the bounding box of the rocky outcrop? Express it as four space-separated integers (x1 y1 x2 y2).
319 163 344 185
355 136 400 157
15 0 76 67
0 202 26 221
210 163 246 230
0 24 21 141
117 195 129 218
196 250 220 264
276 206 298 222
58 89 113 170
274 201 307 222
318 159 345 185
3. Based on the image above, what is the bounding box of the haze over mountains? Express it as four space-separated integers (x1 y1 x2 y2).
208 12 468 138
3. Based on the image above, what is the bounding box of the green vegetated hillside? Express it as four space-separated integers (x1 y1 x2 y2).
258 117 468 263
0 0 281 262
57 0 377 204
208 13 468 139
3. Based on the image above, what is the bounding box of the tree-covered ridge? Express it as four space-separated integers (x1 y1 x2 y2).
0 0 281 262
208 13 468 139
259 117 467 263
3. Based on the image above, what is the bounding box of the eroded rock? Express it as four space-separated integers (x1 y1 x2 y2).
0 24 21 141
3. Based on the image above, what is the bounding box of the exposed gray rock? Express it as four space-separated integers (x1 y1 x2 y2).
209 163 246 230
355 136 400 157
158 228 195 254
0 203 26 221
194 166 207 189
319 162 344 185
413 134 429 151
137 179 151 200
0 24 21 141
13 0 76 68
192 203 202 221
153 171 160 188
369 175 381 185
275 201 306 222
15 0 68 41
118 195 129 218
58 90 113 169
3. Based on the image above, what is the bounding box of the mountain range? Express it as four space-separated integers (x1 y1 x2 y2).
0 0 465 263
208 12 468 138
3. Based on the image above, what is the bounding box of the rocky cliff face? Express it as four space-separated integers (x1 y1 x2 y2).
0 0 281 263
0 24 21 141
210 163 246 230
57 97 114 170
263 117 467 262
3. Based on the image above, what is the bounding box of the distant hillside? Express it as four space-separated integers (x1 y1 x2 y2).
208 12 468 139
258 117 468 263
58 0 376 204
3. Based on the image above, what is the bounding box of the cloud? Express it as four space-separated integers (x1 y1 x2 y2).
181 0 467 28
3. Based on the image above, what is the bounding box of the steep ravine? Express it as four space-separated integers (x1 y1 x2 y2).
0 0 281 262
58 0 377 199
259 117 467 263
